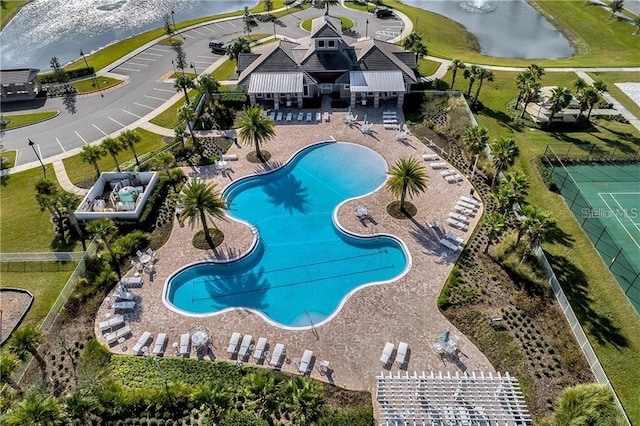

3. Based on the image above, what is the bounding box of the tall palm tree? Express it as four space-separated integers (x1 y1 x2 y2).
35 179 66 241
101 137 123 172
483 212 505 253
402 31 428 59
581 86 602 120
280 377 326 425
463 64 481 97
174 74 195 104
526 63 545 81
548 86 572 120
226 37 251 62
573 77 587 94
608 0 624 18
118 129 142 166
593 80 608 94
80 144 104 178
514 70 533 109
448 58 466 90
86 218 120 277
4 392 64 426
0 351 23 395
153 151 176 179
240 368 283 419
191 382 233 422
473 67 494 106
235 105 276 161
198 73 220 107
386 157 429 213
491 183 515 214
8 325 46 374
179 179 228 252
177 103 198 147
517 204 555 261
174 124 187 148
489 137 519 187
519 79 541 119
319 0 340 15
503 170 529 206
462 125 489 157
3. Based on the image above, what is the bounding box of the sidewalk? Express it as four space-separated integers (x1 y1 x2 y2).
53 161 88 196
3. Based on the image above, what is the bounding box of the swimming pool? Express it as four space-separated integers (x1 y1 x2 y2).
165 142 410 328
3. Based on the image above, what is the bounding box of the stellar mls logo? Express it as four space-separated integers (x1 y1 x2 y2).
581 208 639 219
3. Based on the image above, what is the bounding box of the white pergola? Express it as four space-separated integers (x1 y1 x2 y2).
376 371 532 426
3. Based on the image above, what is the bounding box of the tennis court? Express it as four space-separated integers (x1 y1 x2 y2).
549 162 640 313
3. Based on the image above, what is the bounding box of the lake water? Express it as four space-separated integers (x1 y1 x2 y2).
0 0 256 70
402 0 573 59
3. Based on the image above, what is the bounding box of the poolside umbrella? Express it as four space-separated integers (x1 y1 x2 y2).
363 113 368 124
399 122 404 131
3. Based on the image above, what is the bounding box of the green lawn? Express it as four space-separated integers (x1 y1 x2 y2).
71 76 122 94
0 164 73 252
0 270 74 327
382 0 640 67
0 0 29 29
1 111 59 129
418 58 443 78
469 69 640 422
588 71 640 120
301 16 354 31
148 90 200 129
0 150 17 169
62 128 166 185
213 59 237 82
344 1 375 12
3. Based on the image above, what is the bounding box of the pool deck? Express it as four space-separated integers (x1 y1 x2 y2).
95 107 493 401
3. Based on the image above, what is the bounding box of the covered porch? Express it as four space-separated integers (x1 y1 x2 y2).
248 72 308 110
349 71 406 109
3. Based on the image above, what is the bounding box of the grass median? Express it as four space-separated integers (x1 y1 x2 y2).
0 150 17 169
588 71 640 120
149 90 201 129
1 111 59 130
71 76 122 94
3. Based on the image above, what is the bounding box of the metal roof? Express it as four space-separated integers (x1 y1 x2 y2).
248 72 304 93
0 68 40 85
349 71 405 92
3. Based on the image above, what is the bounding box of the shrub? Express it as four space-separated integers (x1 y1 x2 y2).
113 230 150 259
535 156 558 191
318 407 374 426
138 178 171 228
437 266 461 309
39 67 95 84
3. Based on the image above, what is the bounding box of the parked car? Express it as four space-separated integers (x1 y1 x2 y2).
209 40 228 54
374 7 393 18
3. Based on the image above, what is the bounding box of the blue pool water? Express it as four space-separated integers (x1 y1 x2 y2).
166 143 409 328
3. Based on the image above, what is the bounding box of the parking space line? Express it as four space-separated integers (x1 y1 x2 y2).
215 23 225 29
197 55 213 59
144 95 167 101
148 47 171 52
75 131 88 144
108 117 126 127
122 109 143 118
141 52 164 57
191 29 207 36
227 21 236 28
154 88 175 93
92 124 108 136
56 138 66 152
203 27 215 33
134 57 157 62
193 60 210 65
182 33 195 39
134 102 155 109
116 67 141 72
126 62 148 67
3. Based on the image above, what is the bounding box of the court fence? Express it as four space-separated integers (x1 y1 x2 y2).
544 142 640 163
541 145 640 311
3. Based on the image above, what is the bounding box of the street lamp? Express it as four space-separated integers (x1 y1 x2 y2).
189 62 198 78
366 19 369 38
28 138 46 179
470 153 480 179
80 49 103 97
171 10 184 39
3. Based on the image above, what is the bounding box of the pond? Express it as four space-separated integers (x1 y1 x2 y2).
402 0 573 59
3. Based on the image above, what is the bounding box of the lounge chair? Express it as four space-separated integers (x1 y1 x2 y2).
445 174 463 183
323 111 329 122
270 112 276 121
227 332 241 357
316 112 322 122
297 349 313 375
98 315 125 332
446 218 468 231
380 342 394 366
440 169 455 177
286 112 292 122
429 162 447 169
105 325 131 345
306 112 312 122
238 334 253 360
179 333 190 356
459 196 480 206
112 301 135 310
120 276 143 287
361 122 372 134
440 238 460 252
222 154 238 161
253 337 267 361
297 112 304 121
454 205 475 217
395 342 408 367
456 200 477 211
422 154 439 161
113 290 134 301
132 331 153 355
152 333 167 355
276 112 283 121
445 231 465 245
383 118 398 125
448 212 469 224
269 343 285 368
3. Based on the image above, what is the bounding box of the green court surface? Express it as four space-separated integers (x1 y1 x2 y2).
550 163 640 313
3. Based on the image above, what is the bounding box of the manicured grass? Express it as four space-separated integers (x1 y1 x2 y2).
0 0 29 29
418 58 443 78
148 90 200 129
344 1 375 12
383 0 640 67
0 111 59 129
301 16 354 31
0 164 71 252
62 128 167 185
588 71 640 120
470 69 640 422
0 270 73 327
70 76 122 94
157 37 183 46
213 59 237 82
0 150 17 169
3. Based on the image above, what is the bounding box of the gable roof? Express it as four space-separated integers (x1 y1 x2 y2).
248 72 305 93
349 71 406 92
0 68 40 85
353 38 417 83
237 40 301 85
310 15 342 38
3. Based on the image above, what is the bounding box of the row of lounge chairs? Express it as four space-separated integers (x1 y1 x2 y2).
269 111 330 123
380 341 409 368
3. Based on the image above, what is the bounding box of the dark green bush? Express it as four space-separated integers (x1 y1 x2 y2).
219 410 269 426
318 407 374 426
535 156 558 192
113 230 150 259
138 178 170 228
39 67 95 84
437 266 460 309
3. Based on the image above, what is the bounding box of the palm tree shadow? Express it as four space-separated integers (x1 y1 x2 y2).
545 223 575 248
263 174 310 213
545 251 628 349
254 160 283 174
63 92 77 114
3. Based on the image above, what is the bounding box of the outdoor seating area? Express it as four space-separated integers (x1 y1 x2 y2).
433 330 460 359
269 109 329 124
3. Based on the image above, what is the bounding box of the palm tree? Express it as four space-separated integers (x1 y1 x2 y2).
198 73 220 107
235 105 276 161
489 137 519 187
5 391 64 425
517 204 555 261
177 103 198 147
492 183 515 214
226 37 251 63
608 0 624 18
548 86 572 121
8 325 46 374
582 86 602 120
526 63 545 81
118 129 141 166
174 74 195 104
483 212 505 253
463 64 481 97
319 0 340 15
473 67 494 106
593 79 608 94
63 390 101 424
179 179 228 252
402 31 428 59
514 70 532 109
101 137 123 172
80 144 104 178
174 124 187 148
240 368 283 419
462 125 489 157
0 351 23 395
264 0 274 14
541 384 626 426
573 77 587 94
386 157 429 213
280 377 326 425
503 170 529 206
448 58 466 90
153 151 176 178
191 382 233 422
86 218 120 277
35 179 66 241
519 79 541 119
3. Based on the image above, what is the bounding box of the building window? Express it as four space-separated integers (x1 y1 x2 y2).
343 84 350 90
328 40 335 47
303 85 309 96
266 93 273 99
318 40 325 48
256 93 263 98
391 92 397 96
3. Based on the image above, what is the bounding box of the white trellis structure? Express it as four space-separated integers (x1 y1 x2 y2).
376 371 531 426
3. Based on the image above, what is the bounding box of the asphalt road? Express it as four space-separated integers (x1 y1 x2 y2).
1 4 404 167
